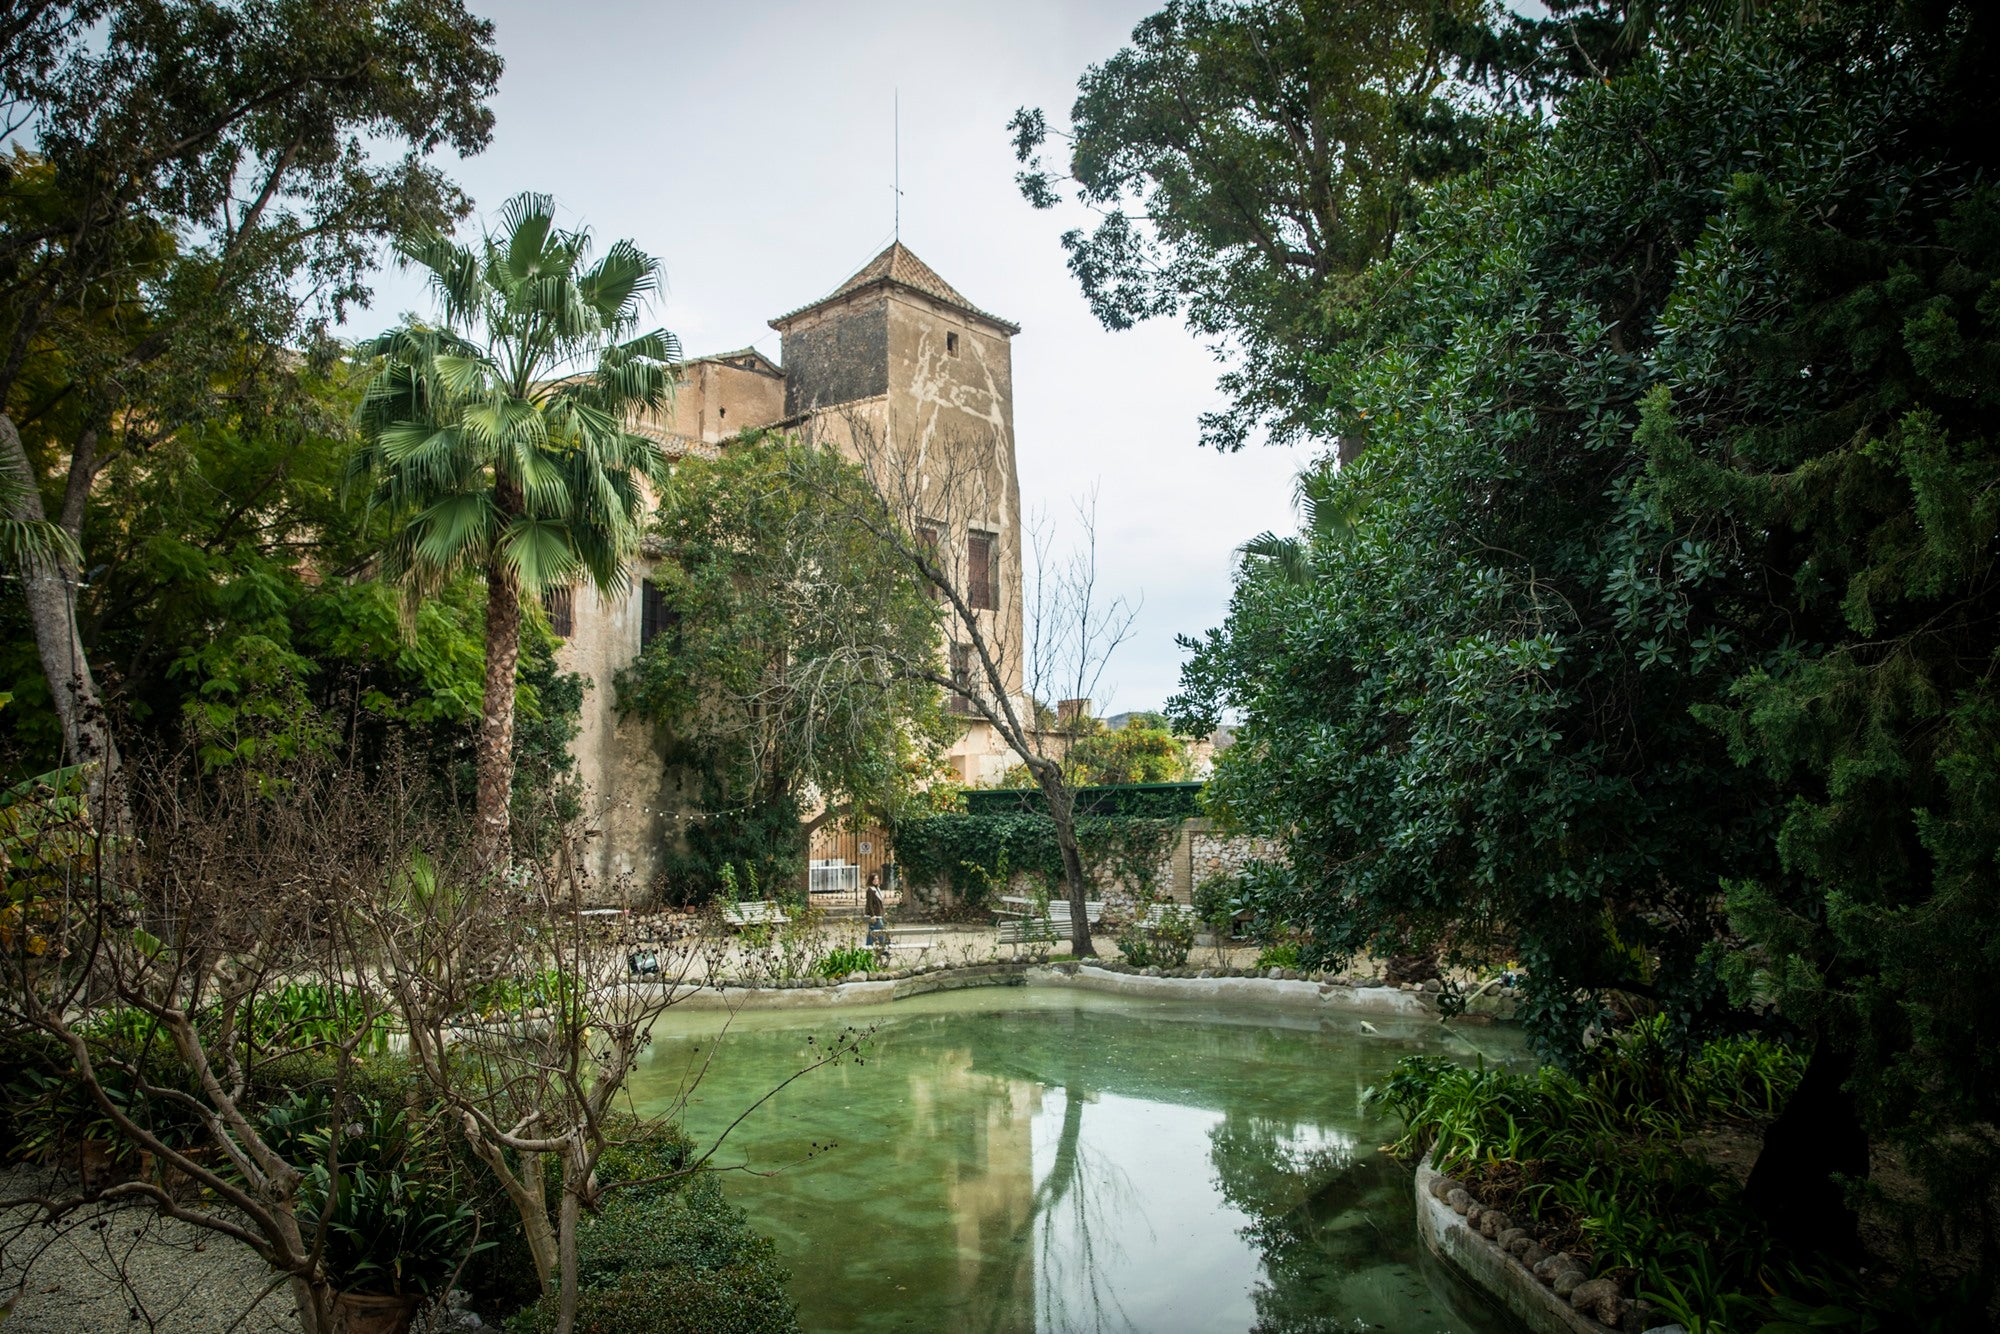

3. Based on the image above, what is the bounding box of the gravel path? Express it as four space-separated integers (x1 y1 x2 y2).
1 1173 301 1333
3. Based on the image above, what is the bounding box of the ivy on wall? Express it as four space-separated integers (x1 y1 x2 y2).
892 811 1182 904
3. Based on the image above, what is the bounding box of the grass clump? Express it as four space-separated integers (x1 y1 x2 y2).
814 945 877 979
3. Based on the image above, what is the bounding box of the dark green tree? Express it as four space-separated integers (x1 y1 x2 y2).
1173 0 2000 1266
616 436 948 902
353 192 677 863
1010 0 1787 454
0 0 501 795
1008 0 1496 453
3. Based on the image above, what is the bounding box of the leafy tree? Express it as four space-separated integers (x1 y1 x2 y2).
1000 713 1192 787
1632 4 2000 1264
1172 0 2000 1267
616 436 947 902
0 349 582 847
353 193 678 863
1009 0 1497 453
0 0 501 795
1009 0 1779 454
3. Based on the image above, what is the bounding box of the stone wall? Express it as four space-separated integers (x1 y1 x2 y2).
1189 823 1282 891
781 297 890 415
903 816 1278 912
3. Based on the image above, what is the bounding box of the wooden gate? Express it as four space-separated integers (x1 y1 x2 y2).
805 821 894 907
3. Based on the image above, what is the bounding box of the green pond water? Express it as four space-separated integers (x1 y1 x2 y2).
628 986 1529 1334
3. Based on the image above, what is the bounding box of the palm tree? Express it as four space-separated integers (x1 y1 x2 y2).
0 456 81 573
354 193 679 863
1238 463 1359 586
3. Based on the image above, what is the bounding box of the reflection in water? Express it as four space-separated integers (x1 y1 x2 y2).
629 990 1522 1334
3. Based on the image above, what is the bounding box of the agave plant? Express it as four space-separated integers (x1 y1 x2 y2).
353 192 680 862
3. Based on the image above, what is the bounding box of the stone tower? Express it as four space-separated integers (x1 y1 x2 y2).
769 243 1028 752
560 243 1027 895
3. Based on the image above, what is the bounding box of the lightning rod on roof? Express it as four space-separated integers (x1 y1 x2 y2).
893 88 901 242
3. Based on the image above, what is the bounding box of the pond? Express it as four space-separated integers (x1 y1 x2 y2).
628 985 1529 1334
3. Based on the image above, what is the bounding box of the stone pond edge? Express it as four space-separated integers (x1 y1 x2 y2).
1415 1160 1619 1334
625 961 1437 1017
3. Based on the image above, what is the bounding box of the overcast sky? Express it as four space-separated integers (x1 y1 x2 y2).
354 0 1315 715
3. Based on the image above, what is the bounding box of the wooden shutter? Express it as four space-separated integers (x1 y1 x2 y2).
640 580 672 649
542 585 574 638
949 642 975 714
967 530 996 611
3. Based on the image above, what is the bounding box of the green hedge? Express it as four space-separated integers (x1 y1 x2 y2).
505 1170 798 1334
961 781 1204 820
892 810 1181 903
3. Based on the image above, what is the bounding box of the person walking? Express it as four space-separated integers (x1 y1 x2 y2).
865 872 888 947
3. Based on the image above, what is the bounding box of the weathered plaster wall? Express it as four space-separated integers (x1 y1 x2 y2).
563 250 1035 897
782 298 890 416
884 290 1026 707
554 568 682 900
780 282 1030 791
673 356 787 444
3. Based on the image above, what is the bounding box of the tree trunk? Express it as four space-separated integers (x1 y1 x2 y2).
476 561 522 866
469 1135 557 1292
556 1165 582 1334
277 1204 335 1334
1744 1038 1869 1264
0 412 122 795
1039 773 1096 957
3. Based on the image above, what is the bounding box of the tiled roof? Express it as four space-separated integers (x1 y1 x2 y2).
681 346 784 377
770 242 1019 334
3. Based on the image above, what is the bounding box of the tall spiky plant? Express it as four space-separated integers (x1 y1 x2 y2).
354 193 679 863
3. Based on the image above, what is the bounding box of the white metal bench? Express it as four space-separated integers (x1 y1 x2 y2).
998 896 1105 923
871 924 943 957
1140 903 1197 928
997 915 1058 949
722 900 789 928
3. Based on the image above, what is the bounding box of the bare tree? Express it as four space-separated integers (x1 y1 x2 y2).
362 791 865 1334
0 747 868 1334
0 755 435 1334
361 826 692 1333
828 411 1137 957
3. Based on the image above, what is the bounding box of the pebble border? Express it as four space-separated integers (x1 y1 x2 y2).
1415 1161 1680 1333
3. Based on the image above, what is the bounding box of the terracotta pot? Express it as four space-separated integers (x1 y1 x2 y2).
332 1291 420 1334
77 1137 124 1193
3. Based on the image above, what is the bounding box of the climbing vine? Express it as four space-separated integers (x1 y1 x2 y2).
892 811 1181 906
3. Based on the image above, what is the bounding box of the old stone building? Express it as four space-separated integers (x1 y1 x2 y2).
556 242 1028 895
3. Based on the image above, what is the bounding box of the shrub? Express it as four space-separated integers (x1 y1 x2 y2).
1254 941 1301 971
892 811 1179 902
504 1170 799 1334
1369 1021 1868 1324
264 1093 486 1298
1118 905 1195 969
1191 872 1246 938
814 946 876 979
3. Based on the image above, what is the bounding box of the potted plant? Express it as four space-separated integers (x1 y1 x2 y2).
280 1097 487 1334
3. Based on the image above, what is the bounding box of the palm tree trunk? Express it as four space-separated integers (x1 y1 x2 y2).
1 412 122 793
477 561 521 865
